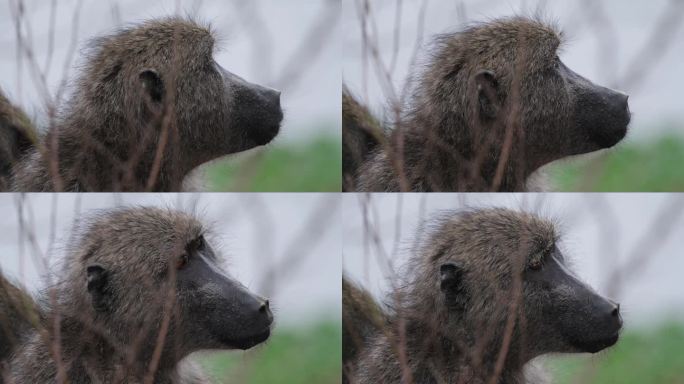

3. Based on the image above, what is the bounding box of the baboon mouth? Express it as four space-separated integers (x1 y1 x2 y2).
255 122 281 146
590 111 630 150
571 331 620 353
227 328 271 350
592 124 628 149
251 112 283 146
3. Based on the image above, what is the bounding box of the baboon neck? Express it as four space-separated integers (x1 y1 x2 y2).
388 125 530 191
42 115 187 191
53 313 179 383
385 313 526 384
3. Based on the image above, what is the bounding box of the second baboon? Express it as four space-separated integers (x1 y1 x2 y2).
0 273 39 367
342 276 386 366
346 17 631 191
344 208 623 383
342 88 384 191
8 17 282 192
0 90 37 191
1 207 274 383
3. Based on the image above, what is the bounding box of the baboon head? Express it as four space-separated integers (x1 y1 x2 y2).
63 207 273 359
419 17 630 174
72 17 282 176
414 208 621 363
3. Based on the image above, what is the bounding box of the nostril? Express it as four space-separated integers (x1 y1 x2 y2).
619 93 629 110
611 303 620 317
259 299 270 313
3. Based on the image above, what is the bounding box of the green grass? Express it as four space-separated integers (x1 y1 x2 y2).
548 321 684 384
201 320 342 384
549 132 684 191
197 320 684 384
206 135 341 192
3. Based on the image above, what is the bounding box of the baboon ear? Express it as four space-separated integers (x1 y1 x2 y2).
139 69 164 103
440 262 464 292
87 264 110 312
474 69 500 120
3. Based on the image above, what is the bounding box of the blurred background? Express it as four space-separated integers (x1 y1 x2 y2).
0 0 341 192
343 193 684 384
343 0 684 191
0 193 341 384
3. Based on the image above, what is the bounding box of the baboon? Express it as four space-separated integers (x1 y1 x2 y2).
0 207 274 383
343 208 623 384
7 17 282 192
342 87 383 191
346 17 631 191
0 273 39 365
342 276 386 366
0 90 37 191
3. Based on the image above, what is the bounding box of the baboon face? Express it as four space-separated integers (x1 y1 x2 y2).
78 208 273 355
430 18 630 171
523 246 622 355
175 235 274 350
556 60 630 152
436 209 621 360
216 65 283 149
469 19 630 167
164 60 283 159
87 18 282 169
508 56 630 167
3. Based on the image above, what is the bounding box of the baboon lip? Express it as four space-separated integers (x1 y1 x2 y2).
571 331 620 353
251 109 282 146
254 122 281 146
591 115 630 150
227 328 271 350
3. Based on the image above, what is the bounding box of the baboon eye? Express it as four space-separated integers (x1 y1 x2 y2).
529 259 543 271
177 253 189 270
196 235 206 251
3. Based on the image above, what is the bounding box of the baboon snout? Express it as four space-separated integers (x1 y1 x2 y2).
601 299 623 333
229 80 283 148
606 89 631 125
615 92 629 113
259 87 281 110
252 84 284 125
563 293 623 353
257 298 274 326
575 84 631 150
240 293 274 329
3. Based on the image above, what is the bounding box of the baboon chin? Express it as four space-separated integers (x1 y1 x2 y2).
8 17 283 192
346 17 631 192
344 208 623 384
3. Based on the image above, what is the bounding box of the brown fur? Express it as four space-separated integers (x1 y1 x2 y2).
342 276 386 383
352 17 627 191
347 208 620 384
10 17 280 192
342 88 384 191
3 207 270 383
0 273 39 370
0 90 38 191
